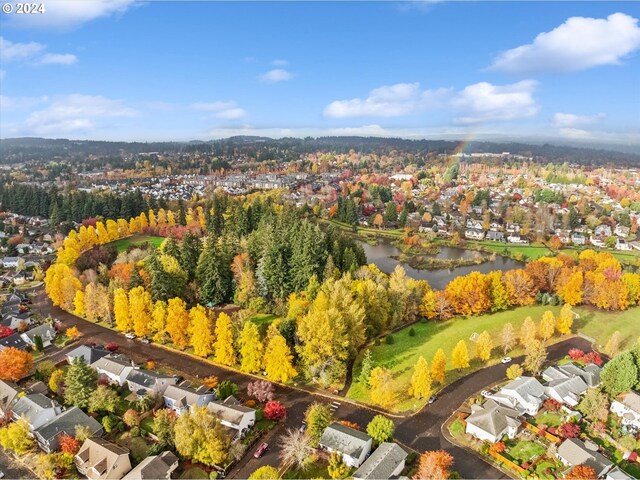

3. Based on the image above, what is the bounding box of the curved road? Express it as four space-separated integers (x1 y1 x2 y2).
33 287 593 479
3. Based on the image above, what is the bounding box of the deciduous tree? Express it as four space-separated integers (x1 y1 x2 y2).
366 415 395 444
506 364 524 380
166 298 190 350
264 332 297 383
238 322 264 373
431 348 447 385
475 330 493 362
174 406 230 466
368 367 396 408
452 340 469 370
409 356 431 400
0 347 33 381
501 322 517 355
305 403 333 447
189 305 214 357
523 339 547 375
413 450 454 480
214 312 236 365
556 304 574 335
538 311 556 342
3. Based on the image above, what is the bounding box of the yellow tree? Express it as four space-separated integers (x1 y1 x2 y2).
475 330 493 362
150 300 167 342
501 322 517 355
157 209 167 226
519 316 536 346
113 288 131 332
558 270 583 306
148 210 157 228
214 313 236 366
166 298 190 350
117 218 130 238
452 340 470 370
129 286 153 338
369 367 396 408
106 219 119 241
73 290 85 317
264 333 296 382
556 304 574 335
431 348 447 385
60 273 82 311
129 217 140 234
189 305 214 357
238 321 264 373
167 210 176 226
139 212 149 230
95 221 110 244
409 356 431 400
538 311 556 342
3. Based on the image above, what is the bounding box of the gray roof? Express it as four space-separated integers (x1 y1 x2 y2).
126 369 173 388
353 442 407 480
466 399 522 436
22 324 56 342
163 383 214 407
35 406 102 442
503 376 545 398
0 332 28 350
319 422 372 459
546 376 588 402
92 354 133 375
558 439 613 477
67 345 110 365
11 393 58 421
559 362 601 388
206 396 254 426
0 380 20 408
122 451 178 479
617 392 640 414
607 466 635 480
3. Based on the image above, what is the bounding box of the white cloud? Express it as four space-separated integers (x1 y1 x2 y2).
491 13 640 74
328 125 390 136
0 37 44 62
324 82 451 118
558 128 594 140
24 94 137 135
0 95 48 111
260 69 292 83
552 112 605 127
452 80 539 124
35 53 78 66
8 0 136 29
272 59 288 66
190 101 247 119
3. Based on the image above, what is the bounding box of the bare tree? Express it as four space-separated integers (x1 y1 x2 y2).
278 428 313 470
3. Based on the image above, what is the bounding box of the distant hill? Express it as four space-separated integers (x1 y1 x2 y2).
1 136 639 166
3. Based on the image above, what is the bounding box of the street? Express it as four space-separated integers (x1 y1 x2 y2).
32 286 593 479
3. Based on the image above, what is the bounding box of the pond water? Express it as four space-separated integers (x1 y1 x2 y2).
360 240 524 290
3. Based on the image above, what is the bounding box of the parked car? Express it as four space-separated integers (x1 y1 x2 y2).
299 421 307 433
481 390 491 398
140 338 150 344
125 333 136 339
428 395 437 404
254 442 268 458
501 357 512 364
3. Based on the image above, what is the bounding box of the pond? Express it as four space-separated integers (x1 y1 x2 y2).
360 239 524 290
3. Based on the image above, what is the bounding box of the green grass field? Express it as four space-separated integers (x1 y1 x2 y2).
347 304 640 412
112 235 165 253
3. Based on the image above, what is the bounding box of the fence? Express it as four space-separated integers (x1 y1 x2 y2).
488 450 527 475
523 421 561 444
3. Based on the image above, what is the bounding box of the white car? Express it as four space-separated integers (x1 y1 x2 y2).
481 390 492 398
501 357 512 364
125 333 136 340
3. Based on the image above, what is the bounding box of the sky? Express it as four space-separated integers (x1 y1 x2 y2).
1 1 639 149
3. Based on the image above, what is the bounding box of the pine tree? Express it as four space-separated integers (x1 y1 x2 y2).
64 358 97 408
197 238 233 306
264 333 297 382
475 330 493 362
180 233 202 281
189 305 215 357
431 348 447 384
238 322 264 373
452 340 470 370
214 313 236 366
409 356 432 400
113 288 131 332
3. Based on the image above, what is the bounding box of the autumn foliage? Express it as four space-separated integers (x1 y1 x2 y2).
0 347 33 381
564 465 598 480
413 450 455 480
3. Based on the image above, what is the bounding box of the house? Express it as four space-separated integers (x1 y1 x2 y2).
606 466 635 480
544 375 588 407
66 345 110 365
486 231 505 242
507 234 529 244
465 229 485 240
1 257 20 269
10 393 62 430
352 442 408 480
1 311 32 330
206 395 255 435
465 399 522 443
20 324 56 348
466 219 483 230
590 236 606 248
615 225 631 238
126 369 178 397
595 225 613 237
571 234 587 246
543 363 601 388
0 380 20 416
610 392 640 431
319 422 373 468
163 382 216 415
122 451 179 480
0 333 28 353
34 407 103 453
490 376 546 415
506 224 521 233
92 355 135 386
616 238 631 251
557 438 613 478
75 438 132 480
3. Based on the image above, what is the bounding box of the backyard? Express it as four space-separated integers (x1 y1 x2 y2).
347 304 640 412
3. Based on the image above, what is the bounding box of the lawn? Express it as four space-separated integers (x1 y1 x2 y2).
535 459 562 480
449 418 466 438
464 240 553 261
249 313 279 326
346 303 640 411
112 235 165 253
115 432 151 463
534 412 563 428
179 467 209 479
283 457 331 479
140 416 156 434
506 440 545 463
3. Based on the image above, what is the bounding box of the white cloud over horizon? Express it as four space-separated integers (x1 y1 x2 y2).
324 83 451 118
452 80 539 124
490 13 640 74
190 101 247 120
260 69 292 83
35 53 78 66
552 112 605 128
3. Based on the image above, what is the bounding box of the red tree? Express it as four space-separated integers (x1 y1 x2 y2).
568 348 585 360
264 401 287 421
0 326 14 339
559 422 581 438
59 434 80 454
544 399 562 412
582 351 603 366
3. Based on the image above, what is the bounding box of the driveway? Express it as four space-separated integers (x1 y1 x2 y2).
0 450 36 480
33 286 593 479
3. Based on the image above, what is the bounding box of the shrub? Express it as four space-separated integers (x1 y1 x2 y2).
264 401 286 421
408 328 416 337
123 409 141 428
386 335 395 345
130 426 140 437
544 398 562 412
255 409 264 422
559 422 581 438
582 351 603 366
568 348 584 360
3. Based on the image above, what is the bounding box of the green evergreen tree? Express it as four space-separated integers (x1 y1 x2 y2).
64 357 98 408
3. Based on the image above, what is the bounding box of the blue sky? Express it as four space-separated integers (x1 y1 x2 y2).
1 1 639 148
